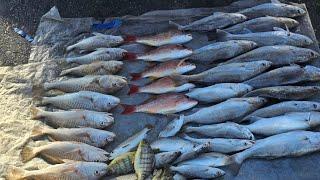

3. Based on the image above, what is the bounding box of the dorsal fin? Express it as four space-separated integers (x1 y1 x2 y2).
271 0 281 4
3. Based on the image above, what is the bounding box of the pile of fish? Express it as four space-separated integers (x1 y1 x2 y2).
7 0 320 179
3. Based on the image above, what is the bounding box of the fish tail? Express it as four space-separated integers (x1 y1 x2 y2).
32 83 45 97
183 126 194 133
123 35 137 43
59 68 72 76
30 125 49 139
128 84 140 95
170 73 190 83
169 20 184 30
66 44 76 52
216 29 231 41
226 153 245 176
130 73 142 81
30 107 44 120
20 146 36 163
121 104 136 115
6 166 27 180
123 52 137 61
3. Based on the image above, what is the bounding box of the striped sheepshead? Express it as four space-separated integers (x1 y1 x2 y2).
134 140 155 180
107 152 136 176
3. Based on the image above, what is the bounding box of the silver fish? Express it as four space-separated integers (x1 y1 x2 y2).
60 60 123 76
185 122 255 140
65 48 128 64
228 131 320 174
223 16 299 34
110 174 137 180
217 29 313 47
66 32 124 52
110 126 152 159
155 151 181 168
42 75 127 94
159 115 184 138
221 45 320 66
244 65 320 88
173 173 187 180
183 97 267 125
150 137 196 154
172 142 210 165
30 126 115 148
6 162 108 180
38 91 120 111
30 107 114 129
189 40 257 63
177 152 229 167
244 86 320 100
243 101 320 122
186 83 252 103
170 165 225 179
183 134 255 154
238 0 306 19
20 141 110 163
169 12 246 31
171 61 272 84
244 112 320 136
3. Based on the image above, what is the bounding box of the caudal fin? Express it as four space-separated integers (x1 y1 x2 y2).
216 29 231 42
130 73 142 81
123 35 137 43
6 166 27 180
60 68 72 76
128 84 140 95
30 107 44 120
121 104 136 115
123 52 137 61
169 21 184 30
20 146 36 163
30 125 49 139
170 73 190 83
226 154 244 176
32 83 45 97
66 44 76 53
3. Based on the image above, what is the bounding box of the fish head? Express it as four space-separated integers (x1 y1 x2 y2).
104 61 124 72
100 75 127 91
246 97 268 107
308 112 320 127
78 162 108 179
304 65 320 81
101 131 116 143
304 49 320 61
175 61 196 74
94 113 114 129
239 40 258 52
285 5 306 17
253 60 272 71
232 13 247 23
279 17 299 28
242 140 255 149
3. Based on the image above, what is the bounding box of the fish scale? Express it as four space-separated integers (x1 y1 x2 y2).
108 152 135 176
134 140 155 180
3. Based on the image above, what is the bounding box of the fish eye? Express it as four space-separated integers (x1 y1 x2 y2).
262 63 266 66
112 83 117 87
313 104 318 108
100 121 105 125
94 170 99 175
310 52 316 57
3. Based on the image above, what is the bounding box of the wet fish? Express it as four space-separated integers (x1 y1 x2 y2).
20 141 109 163
6 162 108 180
189 40 257 63
107 152 135 176
172 142 210 164
66 32 125 52
183 134 255 154
129 77 195 95
122 93 198 115
244 112 320 136
183 97 267 125
217 29 313 47
151 137 196 154
30 107 114 129
131 60 196 81
228 131 320 174
221 45 320 66
60 61 123 76
37 91 120 111
30 126 115 147
110 174 137 180
41 75 127 94
238 0 306 19
159 115 185 138
178 152 229 167
170 165 225 179
134 140 155 180
243 101 320 122
171 61 271 84
243 86 320 100
128 30 193 47
130 45 193 62
173 173 187 180
152 168 173 180
110 126 152 159
244 65 320 88
223 16 299 34
155 151 181 168
186 83 252 103
65 48 130 64
169 12 246 31
185 122 255 140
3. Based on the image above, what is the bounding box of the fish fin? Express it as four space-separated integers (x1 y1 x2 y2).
30 107 44 120
271 0 281 3
32 83 45 97
30 125 50 139
121 104 136 115
20 146 35 163
248 116 263 122
6 166 27 180
123 35 137 43
212 12 225 15
273 27 286 32
242 28 252 34
130 73 142 81
66 45 76 53
169 20 184 30
59 68 71 76
216 29 231 41
123 52 137 61
92 32 105 36
42 154 65 164
128 84 140 95
169 73 189 83
226 154 243 176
